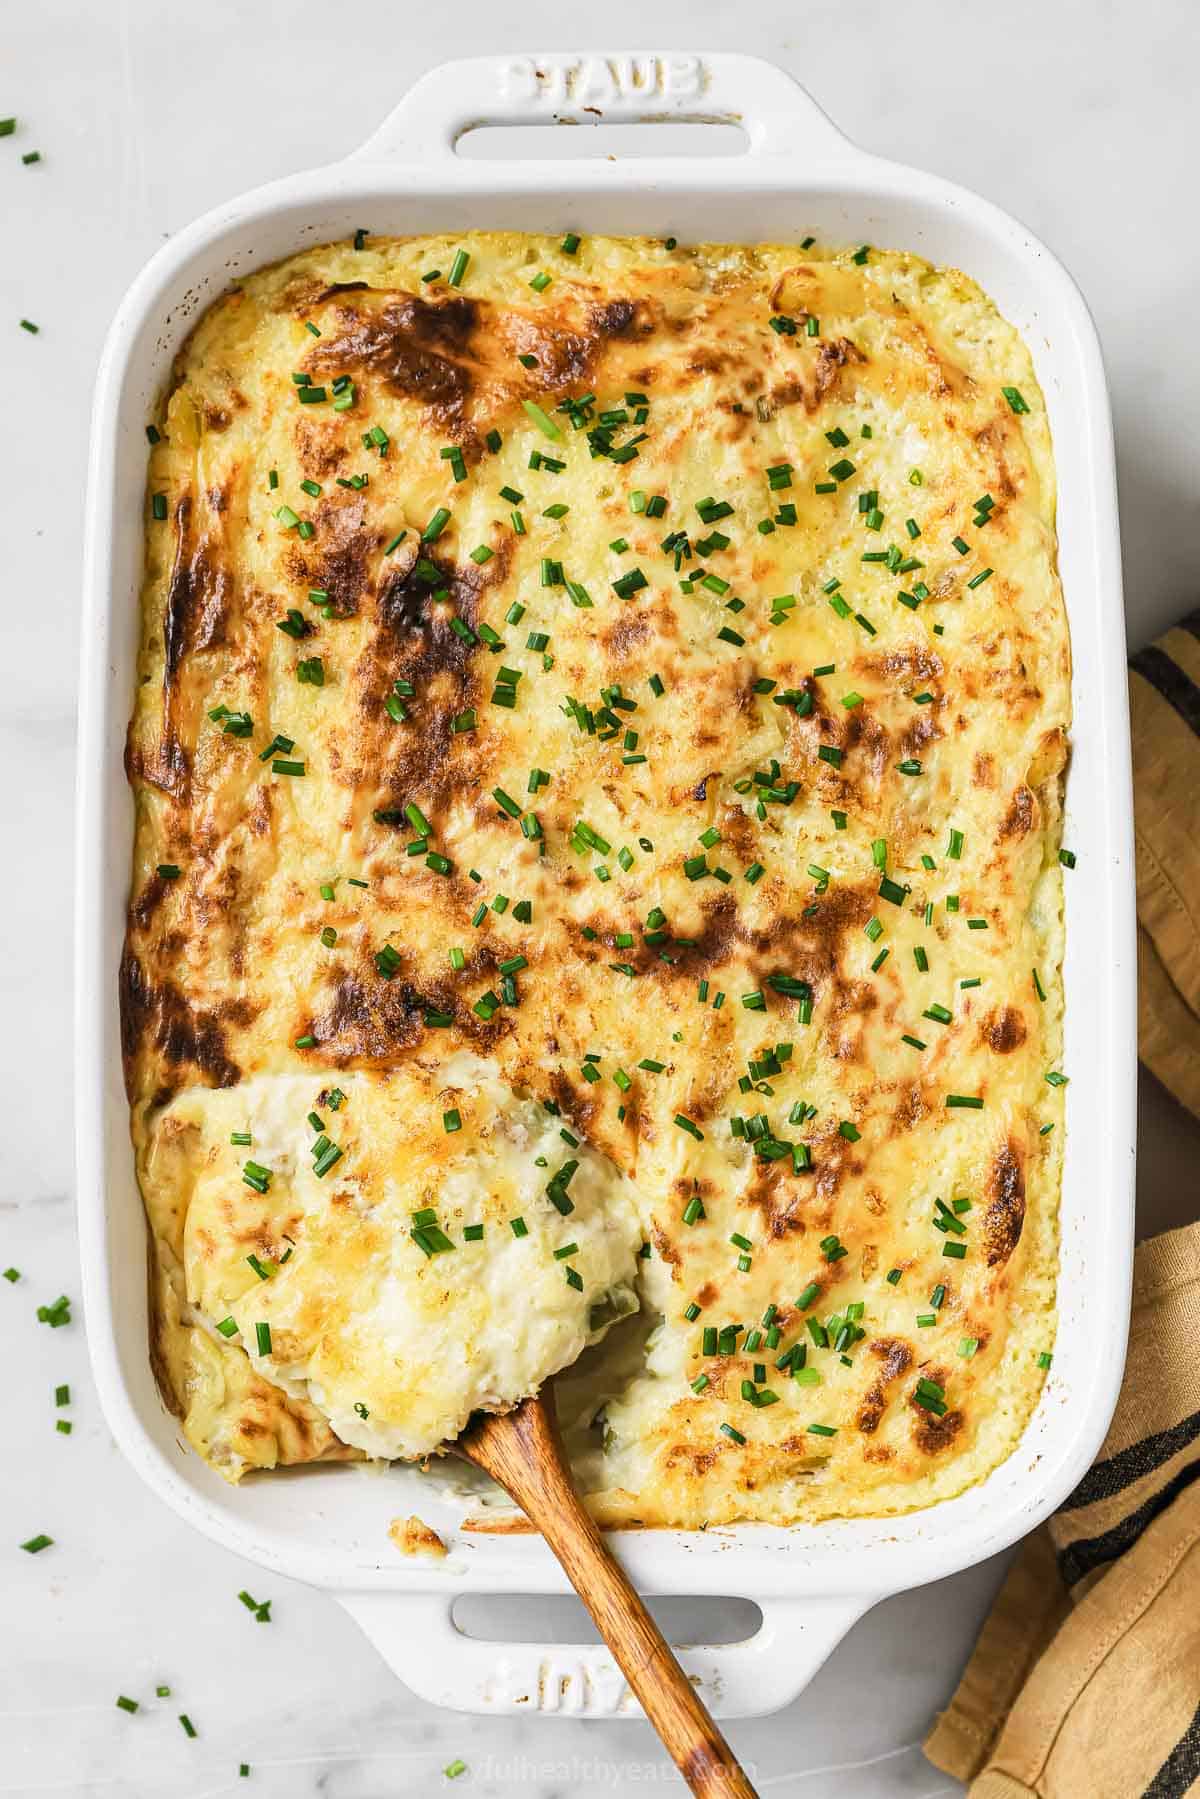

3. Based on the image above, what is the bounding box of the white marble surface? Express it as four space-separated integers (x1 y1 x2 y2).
4 2 1199 1793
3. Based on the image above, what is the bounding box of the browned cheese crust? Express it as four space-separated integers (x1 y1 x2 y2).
125 233 1068 1519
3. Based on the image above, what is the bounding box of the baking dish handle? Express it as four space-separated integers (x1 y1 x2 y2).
351 52 853 167
339 1589 873 1719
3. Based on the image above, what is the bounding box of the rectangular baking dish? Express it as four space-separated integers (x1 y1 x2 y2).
76 51 1136 1720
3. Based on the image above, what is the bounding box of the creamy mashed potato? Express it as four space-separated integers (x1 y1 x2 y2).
125 231 1068 1519
145 1059 641 1469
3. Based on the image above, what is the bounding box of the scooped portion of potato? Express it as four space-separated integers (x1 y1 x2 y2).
148 1053 642 1464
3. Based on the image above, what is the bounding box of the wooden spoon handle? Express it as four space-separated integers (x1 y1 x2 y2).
460 1394 758 1799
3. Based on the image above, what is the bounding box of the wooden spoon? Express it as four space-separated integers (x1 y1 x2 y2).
458 1388 759 1799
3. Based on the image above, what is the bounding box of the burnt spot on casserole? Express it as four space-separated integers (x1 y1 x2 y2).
854 1337 913 1435
980 1005 1027 1055
119 948 250 1094
983 1140 1026 1267
163 494 236 681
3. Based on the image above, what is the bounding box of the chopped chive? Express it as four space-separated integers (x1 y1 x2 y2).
522 400 562 440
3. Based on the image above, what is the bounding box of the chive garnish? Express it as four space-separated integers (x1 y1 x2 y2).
523 400 562 440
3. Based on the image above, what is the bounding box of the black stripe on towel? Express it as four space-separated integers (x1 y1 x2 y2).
1058 1459 1200 1589
1142 1698 1200 1798
1060 1407 1200 1514
1130 644 1200 737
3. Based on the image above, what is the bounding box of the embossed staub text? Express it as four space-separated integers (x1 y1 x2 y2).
498 54 708 109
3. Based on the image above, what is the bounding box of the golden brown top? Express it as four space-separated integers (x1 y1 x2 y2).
125 231 1068 1520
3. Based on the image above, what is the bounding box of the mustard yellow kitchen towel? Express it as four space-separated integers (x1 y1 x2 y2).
1129 612 1200 1117
924 1225 1200 1797
924 616 1200 1797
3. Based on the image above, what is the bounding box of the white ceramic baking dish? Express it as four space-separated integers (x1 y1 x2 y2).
76 51 1136 1721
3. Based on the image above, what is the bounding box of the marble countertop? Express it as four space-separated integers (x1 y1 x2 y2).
4 2 1198 1793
